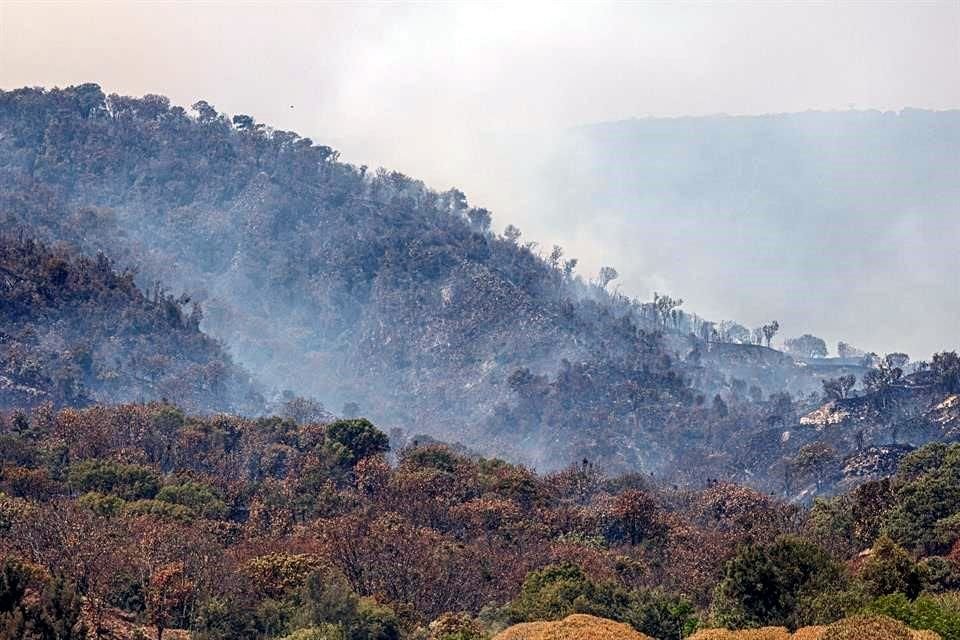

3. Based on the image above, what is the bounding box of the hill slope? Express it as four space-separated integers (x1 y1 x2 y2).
0 84 688 469
0 234 261 413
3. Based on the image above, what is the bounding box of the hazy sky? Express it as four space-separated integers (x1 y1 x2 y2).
2 1 959 355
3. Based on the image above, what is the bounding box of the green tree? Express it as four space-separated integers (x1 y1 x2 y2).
509 564 624 623
822 375 857 401
625 589 698 640
0 559 28 615
712 536 845 629
859 536 924 599
156 481 228 519
794 443 837 492
884 443 960 553
33 575 88 640
866 593 960 640
67 460 160 500
1 560 87 640
297 570 399 640
77 491 126 517
931 351 960 393
323 419 390 467
785 334 828 359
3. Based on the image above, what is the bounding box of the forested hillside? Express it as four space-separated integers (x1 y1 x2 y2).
4 405 960 639
0 84 692 470
0 235 261 413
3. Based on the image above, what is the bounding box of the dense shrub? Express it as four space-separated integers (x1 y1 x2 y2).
884 445 960 554
123 498 196 521
67 460 160 500
713 537 846 629
296 569 400 640
323 419 391 468
0 558 86 640
866 593 960 640
508 564 624 623
156 481 228 519
859 537 925 599
279 627 345 640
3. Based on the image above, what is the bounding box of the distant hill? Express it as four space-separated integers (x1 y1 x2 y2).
524 109 960 358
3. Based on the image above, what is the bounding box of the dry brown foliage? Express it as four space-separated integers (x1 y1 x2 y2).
492 614 653 640
821 616 940 640
689 616 942 640
689 628 791 640
820 615 931 640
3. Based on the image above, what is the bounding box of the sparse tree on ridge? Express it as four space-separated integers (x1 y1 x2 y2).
718 320 751 344
598 266 619 290
784 334 827 358
931 351 960 392
761 321 780 348
653 292 683 329
822 374 856 401
548 245 564 269
863 354 905 408
466 207 492 233
838 341 865 359
885 352 910 370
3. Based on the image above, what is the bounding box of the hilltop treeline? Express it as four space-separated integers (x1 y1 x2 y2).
4 405 960 639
